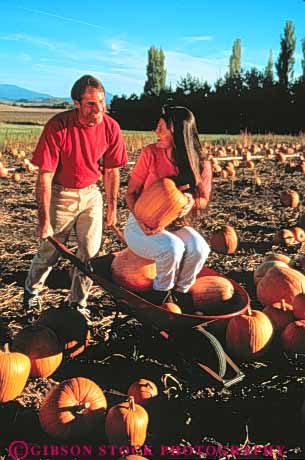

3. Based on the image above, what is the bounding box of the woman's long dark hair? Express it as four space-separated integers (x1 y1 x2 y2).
161 106 208 203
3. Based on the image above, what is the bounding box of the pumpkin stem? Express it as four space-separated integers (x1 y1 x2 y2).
129 396 136 411
247 307 252 316
280 299 286 311
4 343 10 353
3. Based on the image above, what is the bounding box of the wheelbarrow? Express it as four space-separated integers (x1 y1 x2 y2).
48 236 249 388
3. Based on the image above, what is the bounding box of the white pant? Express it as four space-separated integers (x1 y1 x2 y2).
124 214 210 292
25 184 103 307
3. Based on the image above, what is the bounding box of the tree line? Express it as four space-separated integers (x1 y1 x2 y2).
109 21 305 134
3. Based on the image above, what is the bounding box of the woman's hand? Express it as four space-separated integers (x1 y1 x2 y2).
178 193 195 218
138 220 164 235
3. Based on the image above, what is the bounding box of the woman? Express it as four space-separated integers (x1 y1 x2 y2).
124 106 212 309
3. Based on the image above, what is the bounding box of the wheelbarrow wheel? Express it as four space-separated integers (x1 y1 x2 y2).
172 326 227 380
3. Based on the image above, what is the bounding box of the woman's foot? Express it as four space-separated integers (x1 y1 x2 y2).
172 290 194 313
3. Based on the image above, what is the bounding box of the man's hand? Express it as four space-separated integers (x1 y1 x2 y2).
36 221 54 239
178 193 195 218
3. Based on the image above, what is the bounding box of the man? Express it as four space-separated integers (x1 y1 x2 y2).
23 75 128 322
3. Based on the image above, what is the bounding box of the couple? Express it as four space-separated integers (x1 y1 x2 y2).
23 75 212 322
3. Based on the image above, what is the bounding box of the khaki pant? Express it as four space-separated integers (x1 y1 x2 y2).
25 184 103 307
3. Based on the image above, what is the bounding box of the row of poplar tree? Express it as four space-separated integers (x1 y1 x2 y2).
109 21 305 134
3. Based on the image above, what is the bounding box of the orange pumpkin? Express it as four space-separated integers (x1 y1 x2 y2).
39 377 107 440
37 307 90 358
263 253 291 266
105 396 149 447
290 226 305 243
256 266 305 306
254 260 288 286
210 225 238 254
281 320 305 354
292 293 305 320
0 344 31 403
246 160 255 169
127 379 158 405
134 178 188 230
226 309 273 360
12 325 63 378
273 229 296 247
280 190 299 208
118 457 150 460
111 248 156 291
189 275 234 312
263 299 295 333
160 303 182 314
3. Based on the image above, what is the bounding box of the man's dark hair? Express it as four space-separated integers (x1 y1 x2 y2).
71 75 105 102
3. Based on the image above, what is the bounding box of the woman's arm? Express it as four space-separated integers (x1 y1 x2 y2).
126 176 143 214
195 160 212 209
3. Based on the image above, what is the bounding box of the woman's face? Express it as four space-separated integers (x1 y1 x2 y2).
155 118 174 147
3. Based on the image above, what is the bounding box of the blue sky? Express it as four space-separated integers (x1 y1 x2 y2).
1 0 305 97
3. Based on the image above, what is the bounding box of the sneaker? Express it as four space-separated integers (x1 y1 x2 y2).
22 289 42 324
23 289 42 309
172 290 194 313
69 302 92 324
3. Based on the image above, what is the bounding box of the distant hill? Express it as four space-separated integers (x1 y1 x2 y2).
0 84 113 105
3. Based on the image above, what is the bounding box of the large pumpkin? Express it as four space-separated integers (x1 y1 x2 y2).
210 225 238 254
12 325 63 378
134 178 188 230
254 260 288 286
263 299 295 333
263 253 291 265
292 293 305 320
256 265 305 306
37 307 90 358
0 344 31 403
281 320 305 354
189 275 234 312
127 379 158 405
226 309 274 360
39 377 107 440
111 248 156 291
105 396 149 447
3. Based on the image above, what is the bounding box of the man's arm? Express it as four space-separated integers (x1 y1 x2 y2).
103 167 120 228
35 171 55 239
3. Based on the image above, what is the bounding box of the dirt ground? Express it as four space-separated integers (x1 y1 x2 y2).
0 147 305 460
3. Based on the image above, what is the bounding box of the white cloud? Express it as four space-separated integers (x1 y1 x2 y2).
104 38 129 55
0 33 58 51
181 35 213 42
166 50 228 84
19 53 31 62
17 7 104 29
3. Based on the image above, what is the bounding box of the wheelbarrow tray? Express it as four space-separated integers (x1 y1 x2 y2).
48 236 247 387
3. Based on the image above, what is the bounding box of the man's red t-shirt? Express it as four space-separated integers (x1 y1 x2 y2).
32 110 128 188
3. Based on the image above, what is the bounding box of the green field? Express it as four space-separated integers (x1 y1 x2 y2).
0 122 304 152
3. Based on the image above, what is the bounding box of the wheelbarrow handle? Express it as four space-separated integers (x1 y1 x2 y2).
111 225 126 245
47 236 91 275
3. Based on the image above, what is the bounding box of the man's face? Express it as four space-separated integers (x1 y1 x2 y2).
74 87 106 127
